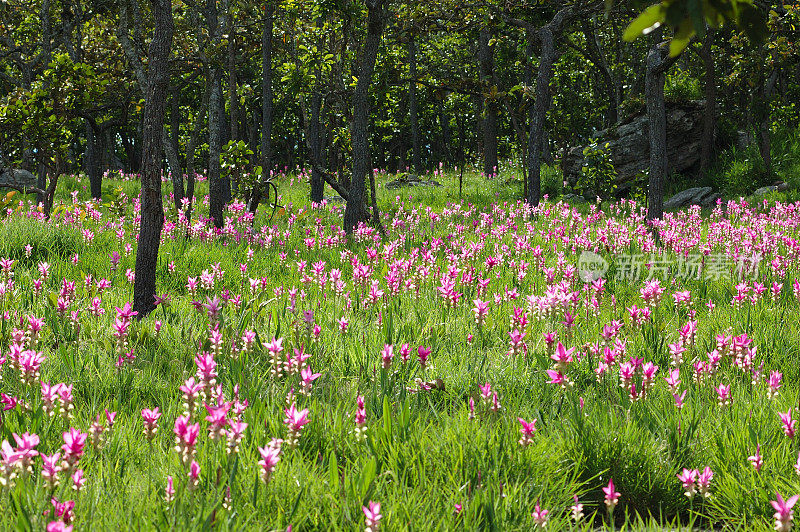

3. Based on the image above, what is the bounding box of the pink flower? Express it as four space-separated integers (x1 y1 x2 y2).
142 408 162 441
772 492 799 532
380 344 394 369
300 366 321 395
165 476 175 505
363 500 382 532
781 409 797 439
61 428 87 471
417 346 432 369
677 468 697 498
531 500 548 528
697 466 713 497
749 444 763 472
47 522 73 532
284 403 310 449
517 418 537 447
570 495 584 521
41 452 61 487
71 469 86 492
188 460 200 491
258 439 283 483
603 478 620 512
714 383 731 407
769 371 783 398
550 342 574 369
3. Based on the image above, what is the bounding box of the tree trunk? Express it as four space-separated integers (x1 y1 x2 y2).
206 0 224 228
309 87 325 203
526 26 558 207
249 3 274 216
86 121 102 199
343 0 386 233
478 27 498 177
408 36 422 174
582 18 620 127
438 95 451 166
699 30 716 177
164 87 184 211
758 69 778 175
133 0 173 317
645 40 673 222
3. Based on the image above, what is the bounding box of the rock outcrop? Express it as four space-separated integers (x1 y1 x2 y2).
663 186 720 209
562 101 706 194
0 167 38 192
386 173 442 190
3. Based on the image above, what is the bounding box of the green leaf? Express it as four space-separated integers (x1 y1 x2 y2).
623 4 666 42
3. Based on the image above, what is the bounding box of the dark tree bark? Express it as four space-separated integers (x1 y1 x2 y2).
206 0 225 228
85 122 103 199
249 3 274 216
408 36 422 174
582 17 620 127
166 87 184 211
699 30 716 176
478 27 499 177
522 7 572 207
645 38 679 222
308 87 325 203
437 94 451 166
758 69 778 175
343 0 386 234
133 0 173 317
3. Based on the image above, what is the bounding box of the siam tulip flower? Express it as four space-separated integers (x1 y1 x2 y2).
780 409 797 439
546 369 568 388
603 478 620 513
354 395 367 441
204 402 232 440
142 408 162 441
772 492 799 532
89 413 106 450
264 337 285 378
165 476 175 505
188 460 200 491
225 420 248 455
60 429 87 473
11 432 39 474
50 496 75 524
195 352 218 398
715 383 731 408
300 366 321 395
550 342 574 371
363 501 382 532
749 444 763 472
399 343 411 363
677 468 698 499
283 403 310 449
472 299 488 327
697 466 713 497
531 500 548 528
173 415 200 465
18 350 45 386
570 495 584 522
180 377 203 418
517 418 537 447
71 469 86 492
668 342 686 366
674 390 687 410
417 346 431 369
337 317 349 334
380 344 394 369
664 369 681 393
47 522 72 532
769 371 783 399
257 439 283 484
41 452 61 488
796 452 800 476
641 362 658 394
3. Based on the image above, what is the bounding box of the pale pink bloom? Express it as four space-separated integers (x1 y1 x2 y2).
165 476 175 505
772 492 799 532
417 346 431 369
781 409 797 439
697 466 713 497
258 439 283 483
517 418 536 447
284 403 310 449
570 495 584 521
749 444 763 472
142 408 162 441
380 344 394 369
531 500 548 528
677 468 697 499
363 500 382 532
188 460 200 491
603 478 620 512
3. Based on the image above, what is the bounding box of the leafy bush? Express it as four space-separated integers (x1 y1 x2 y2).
665 69 702 102
575 141 618 200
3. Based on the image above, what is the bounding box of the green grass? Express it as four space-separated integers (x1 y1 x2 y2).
0 167 798 531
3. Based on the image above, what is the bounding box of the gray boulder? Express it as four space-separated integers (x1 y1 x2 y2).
563 101 706 194
753 182 788 196
664 186 720 209
0 168 38 193
386 173 443 190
